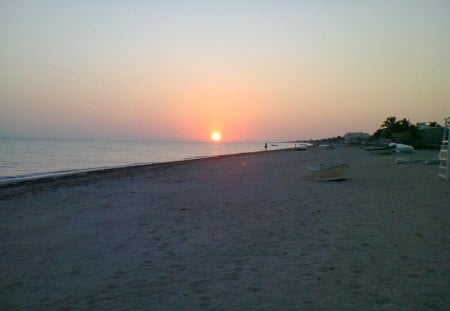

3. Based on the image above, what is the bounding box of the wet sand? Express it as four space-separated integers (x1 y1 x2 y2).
1 146 449 310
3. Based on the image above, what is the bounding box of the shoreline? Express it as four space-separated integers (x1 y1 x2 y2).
0 148 292 188
1 146 448 309
0 148 289 190
0 138 293 186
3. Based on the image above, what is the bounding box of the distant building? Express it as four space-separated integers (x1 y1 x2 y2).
415 122 443 148
343 132 370 143
417 121 441 130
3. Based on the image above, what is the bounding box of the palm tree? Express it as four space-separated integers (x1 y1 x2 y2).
397 118 411 132
373 116 422 145
381 116 398 138
381 116 396 128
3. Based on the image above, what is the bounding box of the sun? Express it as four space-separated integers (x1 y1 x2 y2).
210 131 222 142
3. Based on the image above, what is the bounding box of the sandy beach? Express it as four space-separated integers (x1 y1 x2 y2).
1 146 449 310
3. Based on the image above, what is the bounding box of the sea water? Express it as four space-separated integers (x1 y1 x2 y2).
0 137 294 184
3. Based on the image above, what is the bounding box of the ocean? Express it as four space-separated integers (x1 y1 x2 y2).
0 137 294 184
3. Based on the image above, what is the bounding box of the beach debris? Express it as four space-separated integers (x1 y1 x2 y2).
424 158 440 165
395 157 423 164
318 144 335 149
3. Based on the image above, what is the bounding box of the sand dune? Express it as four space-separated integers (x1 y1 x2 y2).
1 146 449 310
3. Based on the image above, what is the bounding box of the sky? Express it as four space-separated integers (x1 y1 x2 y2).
1 0 449 142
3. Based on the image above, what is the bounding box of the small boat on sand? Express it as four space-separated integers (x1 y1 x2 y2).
389 143 414 154
318 144 335 149
295 144 308 151
365 145 396 155
308 164 350 181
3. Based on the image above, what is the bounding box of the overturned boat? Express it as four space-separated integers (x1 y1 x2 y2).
308 163 350 181
365 145 396 155
295 144 308 151
389 143 415 154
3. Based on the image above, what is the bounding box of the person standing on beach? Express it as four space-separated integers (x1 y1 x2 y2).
264 142 267 150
